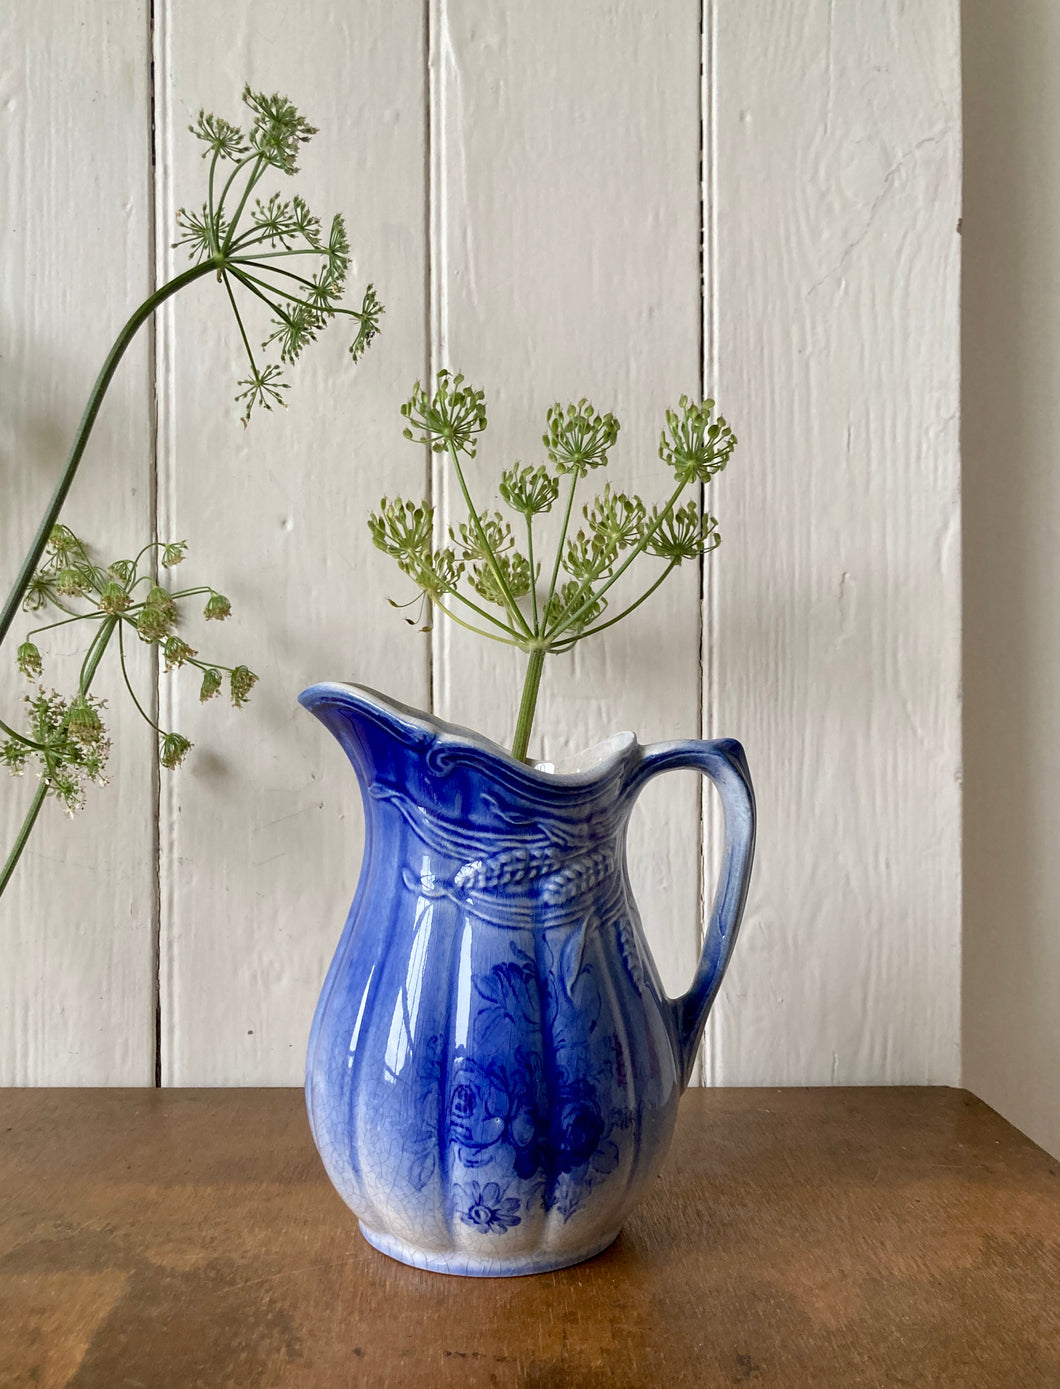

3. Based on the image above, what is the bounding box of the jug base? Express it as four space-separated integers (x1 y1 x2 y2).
359 1223 620 1278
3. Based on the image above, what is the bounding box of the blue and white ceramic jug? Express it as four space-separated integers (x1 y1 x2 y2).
300 683 755 1277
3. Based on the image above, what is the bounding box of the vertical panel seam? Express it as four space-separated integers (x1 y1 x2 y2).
149 0 174 1086
428 0 446 719
694 0 707 1090
424 0 435 718
147 0 162 1089
699 0 719 1087
707 0 720 1084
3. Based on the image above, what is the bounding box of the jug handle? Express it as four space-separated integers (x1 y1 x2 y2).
631 737 756 1090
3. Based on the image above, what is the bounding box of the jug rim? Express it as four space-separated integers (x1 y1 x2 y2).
299 681 640 787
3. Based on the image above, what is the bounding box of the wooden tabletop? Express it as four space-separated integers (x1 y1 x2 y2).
1 1087 1057 1388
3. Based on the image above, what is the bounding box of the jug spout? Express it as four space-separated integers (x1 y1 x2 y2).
299 682 537 795
299 682 432 779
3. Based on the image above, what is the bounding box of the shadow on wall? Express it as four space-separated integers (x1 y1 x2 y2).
961 1 1060 1159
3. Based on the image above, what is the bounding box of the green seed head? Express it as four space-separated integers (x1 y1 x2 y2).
229 665 259 707
16 641 42 680
543 400 619 477
99 581 131 616
203 592 232 621
160 732 193 770
199 667 223 702
658 396 736 484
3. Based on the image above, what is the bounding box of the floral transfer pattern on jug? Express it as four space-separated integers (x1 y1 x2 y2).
300 684 755 1276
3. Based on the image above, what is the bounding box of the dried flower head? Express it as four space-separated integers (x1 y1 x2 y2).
369 499 435 574
499 464 559 518
5 527 259 864
199 667 223 702
174 86 381 424
16 641 42 680
160 732 193 770
5 688 112 815
162 541 188 568
203 591 232 621
645 500 721 563
163 637 198 671
229 665 259 707
401 371 487 457
543 400 620 477
658 396 736 484
376 375 737 761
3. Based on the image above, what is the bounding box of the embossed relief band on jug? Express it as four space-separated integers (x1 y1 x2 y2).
300 683 755 1277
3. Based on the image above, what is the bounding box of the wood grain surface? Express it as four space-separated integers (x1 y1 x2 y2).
1 1087 1057 1387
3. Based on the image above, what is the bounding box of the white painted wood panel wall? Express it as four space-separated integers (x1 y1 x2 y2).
0 2 961 1087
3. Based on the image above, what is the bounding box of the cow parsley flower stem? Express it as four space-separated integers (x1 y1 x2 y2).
547 477 688 646
542 474 580 628
372 373 736 762
0 612 116 896
512 648 546 762
446 443 535 638
1 526 259 899
116 623 154 733
2 86 382 656
0 262 214 654
1 86 382 897
0 785 46 899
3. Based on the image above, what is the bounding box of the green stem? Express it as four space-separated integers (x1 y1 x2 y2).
130 538 185 570
207 149 220 255
213 151 257 227
152 586 213 601
511 646 546 762
27 611 106 640
30 592 82 620
221 271 258 374
78 615 117 691
221 157 265 255
436 583 521 636
0 259 216 653
0 718 48 751
0 782 47 899
229 268 335 345
552 558 680 649
229 266 299 318
0 615 117 900
229 257 324 293
233 266 362 323
183 656 241 675
546 478 688 644
446 444 533 638
543 473 579 619
231 266 358 323
525 513 539 634
117 621 163 734
79 618 115 690
431 599 523 646
225 242 326 260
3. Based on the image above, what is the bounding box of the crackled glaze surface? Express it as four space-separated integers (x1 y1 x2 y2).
300 684 755 1275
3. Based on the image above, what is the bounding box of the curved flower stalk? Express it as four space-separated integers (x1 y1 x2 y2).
0 85 382 656
0 526 257 895
371 373 736 761
1 86 381 897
